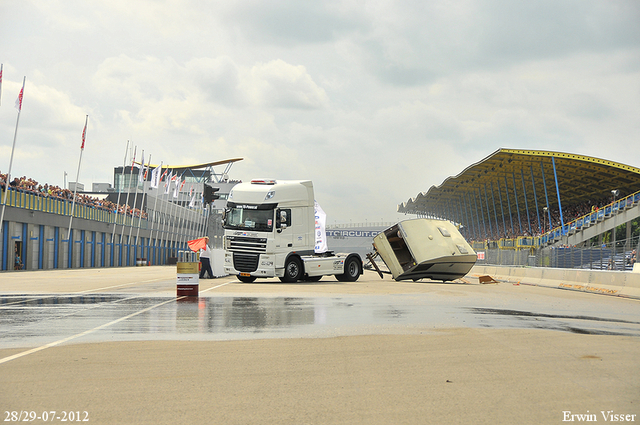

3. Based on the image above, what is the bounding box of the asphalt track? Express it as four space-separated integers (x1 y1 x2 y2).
1 266 639 424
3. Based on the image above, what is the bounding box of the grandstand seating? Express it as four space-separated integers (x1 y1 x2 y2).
477 189 640 251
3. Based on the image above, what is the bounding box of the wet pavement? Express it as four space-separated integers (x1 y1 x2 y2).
2 269 640 425
2 288 640 351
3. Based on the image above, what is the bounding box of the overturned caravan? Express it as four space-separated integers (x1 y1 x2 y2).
372 219 477 282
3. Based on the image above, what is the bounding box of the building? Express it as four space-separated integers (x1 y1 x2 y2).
0 158 243 271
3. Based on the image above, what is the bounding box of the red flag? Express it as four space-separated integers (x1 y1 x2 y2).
81 122 87 150
187 237 207 252
15 86 23 111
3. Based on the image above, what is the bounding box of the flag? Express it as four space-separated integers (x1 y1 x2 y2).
164 171 173 194
15 86 23 111
187 237 207 252
138 152 145 183
160 168 168 181
173 178 181 198
131 146 137 167
81 117 87 150
189 193 196 208
189 185 194 196
150 165 162 188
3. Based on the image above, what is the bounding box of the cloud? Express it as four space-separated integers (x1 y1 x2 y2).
355 0 640 86
1 1 639 223
247 60 329 109
187 57 243 107
217 0 367 45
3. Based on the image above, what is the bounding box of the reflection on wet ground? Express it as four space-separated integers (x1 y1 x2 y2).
1 292 640 349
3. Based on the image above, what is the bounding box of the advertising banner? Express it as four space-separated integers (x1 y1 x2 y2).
314 200 328 253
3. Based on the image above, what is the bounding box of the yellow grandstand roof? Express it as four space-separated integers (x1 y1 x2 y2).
133 158 243 170
398 149 640 216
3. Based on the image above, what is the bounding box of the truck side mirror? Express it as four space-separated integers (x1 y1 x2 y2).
276 209 289 232
221 208 228 225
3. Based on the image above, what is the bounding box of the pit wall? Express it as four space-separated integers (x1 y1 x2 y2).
470 265 640 300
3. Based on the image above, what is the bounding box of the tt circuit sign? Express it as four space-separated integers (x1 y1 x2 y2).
326 230 382 239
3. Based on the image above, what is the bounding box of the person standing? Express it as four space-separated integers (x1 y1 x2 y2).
199 237 214 279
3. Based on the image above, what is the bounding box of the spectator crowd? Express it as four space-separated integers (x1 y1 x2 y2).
467 194 629 242
0 172 147 219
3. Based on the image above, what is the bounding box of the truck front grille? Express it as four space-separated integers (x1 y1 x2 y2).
233 253 259 272
227 236 267 254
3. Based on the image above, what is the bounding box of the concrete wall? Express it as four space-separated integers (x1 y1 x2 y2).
471 264 640 300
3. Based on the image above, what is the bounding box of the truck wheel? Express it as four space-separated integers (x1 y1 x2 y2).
336 256 361 282
280 257 303 283
238 275 256 283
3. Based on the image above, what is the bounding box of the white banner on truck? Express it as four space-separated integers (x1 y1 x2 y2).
314 200 328 253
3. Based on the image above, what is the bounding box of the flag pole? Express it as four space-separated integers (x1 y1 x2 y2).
128 149 143 247
111 140 129 245
177 187 189 248
120 145 137 247
148 161 163 264
135 154 151 249
67 115 88 242
0 76 26 236
169 174 183 256
159 171 173 262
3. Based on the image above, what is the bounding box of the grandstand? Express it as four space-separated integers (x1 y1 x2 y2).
398 149 640 270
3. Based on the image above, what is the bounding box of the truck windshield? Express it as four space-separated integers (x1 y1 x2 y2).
224 207 274 232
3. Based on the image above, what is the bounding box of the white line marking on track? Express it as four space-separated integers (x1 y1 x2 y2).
0 278 169 307
76 277 170 293
0 281 232 365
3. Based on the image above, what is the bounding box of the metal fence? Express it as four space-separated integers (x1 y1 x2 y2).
1 186 144 226
476 237 639 271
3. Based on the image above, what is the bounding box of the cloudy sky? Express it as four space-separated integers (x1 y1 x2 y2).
1 1 639 224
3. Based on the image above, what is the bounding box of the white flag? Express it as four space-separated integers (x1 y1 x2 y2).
138 152 145 183
150 165 162 188
15 85 24 111
164 171 173 194
173 177 181 198
189 194 196 208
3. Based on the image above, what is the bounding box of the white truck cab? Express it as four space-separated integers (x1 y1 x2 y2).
222 179 362 283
